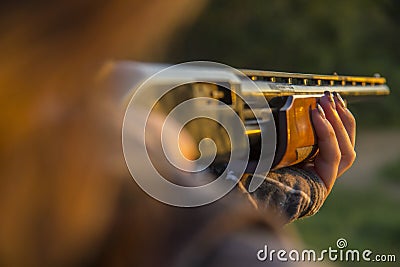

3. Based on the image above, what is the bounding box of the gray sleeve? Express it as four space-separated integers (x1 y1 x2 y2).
241 167 328 224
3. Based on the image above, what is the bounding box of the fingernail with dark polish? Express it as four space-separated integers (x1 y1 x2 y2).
317 104 326 119
334 92 346 108
324 91 335 108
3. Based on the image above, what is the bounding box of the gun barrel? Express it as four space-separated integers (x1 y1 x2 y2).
240 69 390 98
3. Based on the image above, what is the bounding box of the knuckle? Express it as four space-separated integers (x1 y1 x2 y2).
333 150 342 164
345 110 356 126
350 150 357 163
342 150 356 166
328 127 336 139
349 113 356 126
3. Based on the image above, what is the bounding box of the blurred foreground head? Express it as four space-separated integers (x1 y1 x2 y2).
0 0 207 266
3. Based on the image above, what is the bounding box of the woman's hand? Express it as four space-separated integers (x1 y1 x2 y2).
308 91 356 193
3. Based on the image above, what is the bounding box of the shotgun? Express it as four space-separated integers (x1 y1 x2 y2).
117 61 390 173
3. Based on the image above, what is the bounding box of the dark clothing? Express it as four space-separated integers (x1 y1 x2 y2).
88 165 327 267
242 167 327 224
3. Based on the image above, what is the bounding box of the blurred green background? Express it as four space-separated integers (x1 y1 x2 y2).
165 0 400 128
162 0 400 266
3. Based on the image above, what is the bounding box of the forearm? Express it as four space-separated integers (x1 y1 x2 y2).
241 167 327 224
